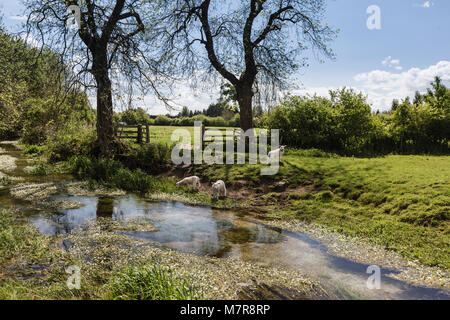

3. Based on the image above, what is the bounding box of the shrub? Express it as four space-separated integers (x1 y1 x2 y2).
229 113 240 127
23 144 45 157
125 143 172 174
90 158 124 182
107 264 201 300
112 168 154 193
47 123 96 162
65 155 93 179
119 108 152 125
65 155 156 194
20 98 53 145
154 115 173 126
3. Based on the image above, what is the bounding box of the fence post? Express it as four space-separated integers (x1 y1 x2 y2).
145 124 150 143
137 125 143 144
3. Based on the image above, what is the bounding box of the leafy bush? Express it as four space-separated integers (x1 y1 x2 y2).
154 115 173 126
287 148 338 158
30 163 52 176
265 80 449 155
65 155 93 179
112 168 154 193
47 123 96 162
65 155 156 194
20 98 53 145
23 144 45 157
107 264 201 300
125 143 172 174
118 108 153 125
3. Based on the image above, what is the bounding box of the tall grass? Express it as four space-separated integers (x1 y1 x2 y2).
107 264 202 300
65 155 155 194
0 209 52 265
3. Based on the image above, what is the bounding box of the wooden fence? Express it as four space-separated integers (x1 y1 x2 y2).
201 126 265 151
115 124 150 144
115 124 266 150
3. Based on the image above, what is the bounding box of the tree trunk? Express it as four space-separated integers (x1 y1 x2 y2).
237 85 254 131
93 57 114 158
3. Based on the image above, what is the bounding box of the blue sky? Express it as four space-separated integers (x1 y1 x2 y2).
1 0 449 113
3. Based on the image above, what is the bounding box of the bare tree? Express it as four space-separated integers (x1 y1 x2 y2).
24 0 171 157
158 0 336 131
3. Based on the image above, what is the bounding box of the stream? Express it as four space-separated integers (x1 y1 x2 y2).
1 141 449 300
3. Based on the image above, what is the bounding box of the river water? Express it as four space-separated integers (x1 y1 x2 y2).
0 141 449 300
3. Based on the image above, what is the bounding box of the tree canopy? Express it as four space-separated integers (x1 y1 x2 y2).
157 0 336 130
24 0 172 157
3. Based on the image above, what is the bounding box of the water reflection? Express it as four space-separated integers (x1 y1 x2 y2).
30 196 285 258
26 195 450 300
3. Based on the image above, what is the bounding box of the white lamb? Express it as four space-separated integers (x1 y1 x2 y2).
212 180 227 198
268 146 286 162
176 176 201 191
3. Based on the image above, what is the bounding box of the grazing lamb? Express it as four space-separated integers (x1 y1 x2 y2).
176 176 201 191
212 180 227 198
268 146 286 162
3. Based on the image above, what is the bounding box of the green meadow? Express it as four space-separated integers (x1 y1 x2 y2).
190 151 450 268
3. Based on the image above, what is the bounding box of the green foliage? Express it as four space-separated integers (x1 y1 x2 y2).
107 264 201 300
192 152 449 267
265 82 449 155
329 88 374 153
0 28 94 144
65 156 156 194
152 114 240 127
118 108 153 125
20 98 54 144
0 209 51 265
389 78 450 153
265 95 334 148
29 163 53 176
125 143 172 174
23 144 45 157
47 123 97 162
154 115 173 126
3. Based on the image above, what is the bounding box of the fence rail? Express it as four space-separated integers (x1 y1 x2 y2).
115 124 150 144
115 124 267 150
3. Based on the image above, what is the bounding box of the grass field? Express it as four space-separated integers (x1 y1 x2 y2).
142 126 450 268
193 152 449 268
146 125 263 145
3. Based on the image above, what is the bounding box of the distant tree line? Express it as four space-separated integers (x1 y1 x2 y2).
115 83 241 127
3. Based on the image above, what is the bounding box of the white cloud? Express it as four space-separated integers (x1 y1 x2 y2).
381 56 403 71
288 61 450 113
414 1 433 8
290 86 339 98
354 60 450 111
91 61 450 115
